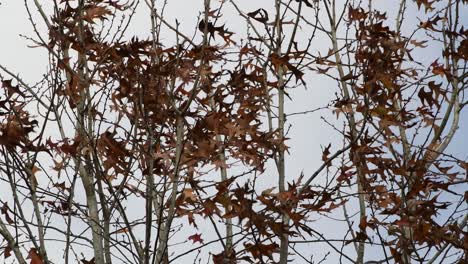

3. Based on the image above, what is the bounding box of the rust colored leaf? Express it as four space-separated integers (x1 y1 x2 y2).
348 7 367 21
27 248 43 264
4 245 11 258
322 143 331 162
84 6 112 22
1 203 14 224
188 233 204 244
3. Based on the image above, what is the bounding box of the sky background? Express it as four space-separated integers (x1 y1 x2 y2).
0 0 466 263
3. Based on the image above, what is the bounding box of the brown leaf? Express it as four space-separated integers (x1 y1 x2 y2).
4 245 11 258
1 203 14 224
27 248 43 264
348 7 367 21
113 227 129 234
322 143 331 162
247 9 269 23
458 39 468 60
182 188 197 202
84 6 112 22
245 242 279 260
81 257 95 264
410 39 428 48
188 233 204 244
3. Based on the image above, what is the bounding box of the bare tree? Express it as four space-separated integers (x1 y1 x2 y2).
0 0 466 263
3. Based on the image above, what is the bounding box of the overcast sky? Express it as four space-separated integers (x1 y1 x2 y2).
0 1 466 263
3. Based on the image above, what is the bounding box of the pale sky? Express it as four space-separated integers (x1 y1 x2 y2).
0 0 466 263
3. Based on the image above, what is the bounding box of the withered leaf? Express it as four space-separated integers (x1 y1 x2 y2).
84 6 112 22
247 9 269 24
188 233 204 244
27 248 43 264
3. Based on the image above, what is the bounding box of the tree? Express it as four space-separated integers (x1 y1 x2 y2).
0 0 466 263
